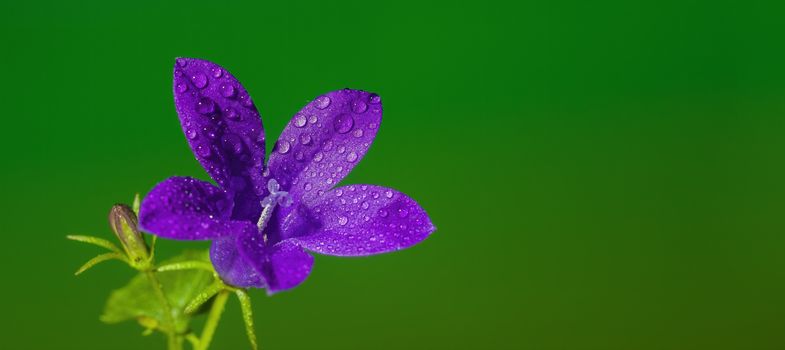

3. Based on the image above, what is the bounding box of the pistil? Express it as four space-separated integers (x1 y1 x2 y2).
256 178 293 243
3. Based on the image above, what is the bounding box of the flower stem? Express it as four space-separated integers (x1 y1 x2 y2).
197 289 230 350
145 270 181 350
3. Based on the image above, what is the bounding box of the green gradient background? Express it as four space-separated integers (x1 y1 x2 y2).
2 1 785 349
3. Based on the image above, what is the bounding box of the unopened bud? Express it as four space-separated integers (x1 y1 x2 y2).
109 204 149 264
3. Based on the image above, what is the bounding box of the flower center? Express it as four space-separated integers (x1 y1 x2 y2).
257 178 293 243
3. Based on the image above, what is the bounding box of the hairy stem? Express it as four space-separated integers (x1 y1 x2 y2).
145 270 181 350
198 289 230 350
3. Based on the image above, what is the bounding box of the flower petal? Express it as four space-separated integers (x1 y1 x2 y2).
295 185 435 256
237 230 314 293
266 89 383 205
209 235 266 288
139 176 252 240
173 58 267 197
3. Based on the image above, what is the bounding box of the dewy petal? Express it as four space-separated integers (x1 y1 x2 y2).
173 58 267 197
210 234 266 288
237 230 314 293
266 89 383 206
295 185 435 256
139 176 254 240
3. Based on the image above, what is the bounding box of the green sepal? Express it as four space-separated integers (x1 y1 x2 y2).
235 289 259 350
184 282 224 315
67 235 123 254
75 252 127 275
132 193 141 215
149 235 158 261
101 250 215 333
157 260 214 273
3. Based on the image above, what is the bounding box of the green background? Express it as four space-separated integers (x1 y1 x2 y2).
2 0 785 349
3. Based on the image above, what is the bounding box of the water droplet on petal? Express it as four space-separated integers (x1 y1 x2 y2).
239 94 254 108
220 83 236 98
337 146 346 154
352 100 368 114
335 189 343 197
176 82 188 93
361 201 369 210
191 73 208 89
196 145 212 157
333 114 354 133
295 151 305 161
314 95 331 109
369 93 381 104
371 192 379 199
212 67 223 78
398 208 409 218
299 133 312 145
309 115 318 124
223 107 240 120
338 215 348 226
346 151 358 162
176 58 188 67
203 125 218 139
353 129 364 138
294 114 307 127
277 140 291 154
186 129 198 140
368 123 378 129
196 97 216 114
303 182 312 191
378 209 388 217
385 190 393 198
221 133 244 154
314 152 324 162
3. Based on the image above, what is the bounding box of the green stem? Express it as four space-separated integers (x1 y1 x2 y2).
185 333 201 349
145 270 181 350
198 289 230 350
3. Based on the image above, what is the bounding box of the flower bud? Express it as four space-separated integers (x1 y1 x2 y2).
109 204 149 264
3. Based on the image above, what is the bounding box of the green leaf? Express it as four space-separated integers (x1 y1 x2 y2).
101 250 215 333
67 235 123 254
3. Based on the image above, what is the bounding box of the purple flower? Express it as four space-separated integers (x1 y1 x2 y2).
139 58 435 293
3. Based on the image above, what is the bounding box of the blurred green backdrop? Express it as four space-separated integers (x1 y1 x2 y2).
2 0 785 349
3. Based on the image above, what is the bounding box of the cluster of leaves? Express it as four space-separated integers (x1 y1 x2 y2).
68 195 257 350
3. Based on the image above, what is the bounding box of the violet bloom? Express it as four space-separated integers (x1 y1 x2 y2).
139 58 435 293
